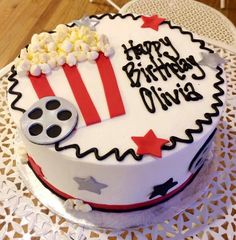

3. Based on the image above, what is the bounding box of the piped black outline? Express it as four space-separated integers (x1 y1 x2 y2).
8 13 225 160
55 142 143 161
90 13 140 20
8 65 25 113
163 66 224 150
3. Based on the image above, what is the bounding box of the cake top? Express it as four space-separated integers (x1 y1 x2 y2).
8 14 225 163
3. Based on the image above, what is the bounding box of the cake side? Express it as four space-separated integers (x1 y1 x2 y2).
8 14 226 211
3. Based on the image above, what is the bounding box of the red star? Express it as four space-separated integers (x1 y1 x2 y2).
141 15 166 31
131 130 169 158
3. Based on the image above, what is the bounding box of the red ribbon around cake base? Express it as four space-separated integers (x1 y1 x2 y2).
28 156 197 212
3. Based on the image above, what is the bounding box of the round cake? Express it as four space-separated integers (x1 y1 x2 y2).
8 13 226 212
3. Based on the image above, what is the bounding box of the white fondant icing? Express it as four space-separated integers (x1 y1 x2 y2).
8 15 226 209
30 64 41 76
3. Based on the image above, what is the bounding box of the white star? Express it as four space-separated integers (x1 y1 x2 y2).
198 52 225 69
74 176 108 194
73 17 100 30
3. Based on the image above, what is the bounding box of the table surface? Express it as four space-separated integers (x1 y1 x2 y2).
0 0 235 69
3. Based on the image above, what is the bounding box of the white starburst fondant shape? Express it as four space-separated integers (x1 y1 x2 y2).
73 16 99 30
198 52 225 69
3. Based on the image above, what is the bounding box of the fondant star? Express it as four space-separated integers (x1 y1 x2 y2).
198 52 225 69
73 17 100 30
141 15 166 31
74 176 108 195
131 130 169 158
149 178 178 199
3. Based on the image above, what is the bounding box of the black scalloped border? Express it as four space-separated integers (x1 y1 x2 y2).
8 13 225 160
55 142 142 161
8 65 25 113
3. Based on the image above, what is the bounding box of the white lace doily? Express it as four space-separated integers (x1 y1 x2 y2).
0 42 236 239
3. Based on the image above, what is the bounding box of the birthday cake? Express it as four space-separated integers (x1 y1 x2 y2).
8 14 225 212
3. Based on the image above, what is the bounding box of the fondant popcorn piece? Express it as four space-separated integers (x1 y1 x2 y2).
30 64 41 76
28 43 40 53
75 203 92 213
78 25 90 38
80 43 89 52
64 199 74 210
76 199 84 204
74 40 82 51
61 39 73 53
15 22 114 76
66 53 77 66
20 60 31 71
87 51 99 61
31 53 40 64
55 24 69 33
57 55 66 66
70 31 78 42
64 199 92 213
77 52 87 62
16 66 27 77
31 33 40 43
53 31 67 43
40 32 52 43
39 53 49 64
48 58 57 68
20 48 28 59
47 42 56 52
41 63 51 74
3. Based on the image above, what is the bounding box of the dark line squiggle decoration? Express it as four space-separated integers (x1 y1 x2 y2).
162 66 224 150
165 21 214 53
55 142 143 161
8 13 225 161
90 13 140 20
8 65 25 113
90 14 213 53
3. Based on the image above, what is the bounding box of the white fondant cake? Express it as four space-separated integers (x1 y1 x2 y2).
8 14 226 211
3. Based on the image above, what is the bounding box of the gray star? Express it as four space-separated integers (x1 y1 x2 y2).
198 52 225 69
74 176 108 194
73 17 100 30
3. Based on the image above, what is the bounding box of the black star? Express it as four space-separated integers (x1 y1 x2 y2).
148 178 178 199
